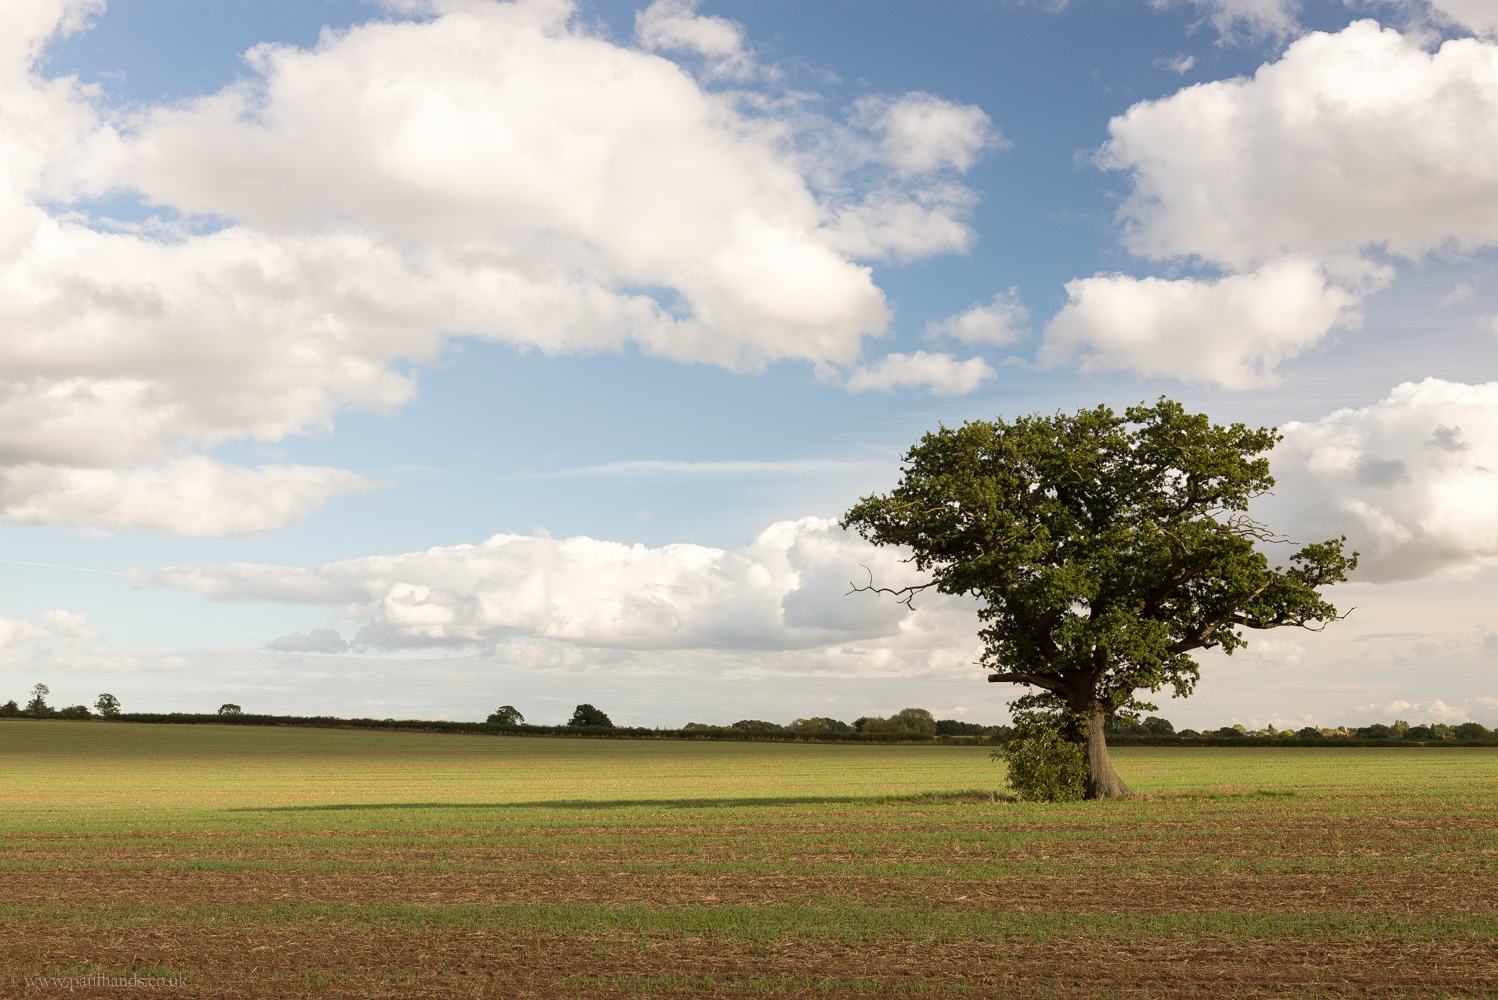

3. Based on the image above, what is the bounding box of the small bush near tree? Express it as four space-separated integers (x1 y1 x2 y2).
95 694 121 718
487 705 524 726
993 724 1088 803
568 704 613 727
217 704 242 716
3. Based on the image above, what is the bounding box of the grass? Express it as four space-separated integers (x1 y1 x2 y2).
3 720 1498 997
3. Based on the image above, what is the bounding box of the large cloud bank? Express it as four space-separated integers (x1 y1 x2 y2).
1271 379 1498 582
1043 20 1498 385
0 0 995 534
140 517 984 676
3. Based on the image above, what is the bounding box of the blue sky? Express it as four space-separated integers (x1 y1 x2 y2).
3 0 1497 729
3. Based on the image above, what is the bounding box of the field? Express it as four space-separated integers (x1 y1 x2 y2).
2 722 1496 997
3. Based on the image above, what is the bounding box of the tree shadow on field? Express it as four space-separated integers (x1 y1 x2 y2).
228 789 1013 814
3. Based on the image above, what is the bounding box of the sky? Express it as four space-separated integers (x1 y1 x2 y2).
2 0 1498 730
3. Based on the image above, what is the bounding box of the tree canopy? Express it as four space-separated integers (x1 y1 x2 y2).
488 705 525 726
842 399 1356 798
568 704 613 727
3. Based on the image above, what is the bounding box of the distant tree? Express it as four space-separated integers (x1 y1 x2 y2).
568 704 613 727
1405 726 1432 740
1391 719 1410 737
1357 724 1391 740
731 719 784 732
1176 728 1200 737
25 683 50 718
487 705 524 726
1142 716 1175 736
1215 726 1241 738
0 700 18 718
1297 726 1323 739
95 694 121 718
936 719 988 736
217 703 242 716
55 705 91 720
1454 722 1491 740
843 400 1355 799
788 717 850 734
1431 723 1453 738
855 708 937 735
681 722 717 731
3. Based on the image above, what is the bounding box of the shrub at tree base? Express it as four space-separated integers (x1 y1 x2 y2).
993 729 1088 803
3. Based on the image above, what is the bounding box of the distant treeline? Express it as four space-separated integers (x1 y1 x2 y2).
4 689 1495 746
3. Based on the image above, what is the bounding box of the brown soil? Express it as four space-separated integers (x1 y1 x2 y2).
3 869 1495 914
3 924 1496 998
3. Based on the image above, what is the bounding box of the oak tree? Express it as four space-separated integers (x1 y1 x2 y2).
842 399 1355 798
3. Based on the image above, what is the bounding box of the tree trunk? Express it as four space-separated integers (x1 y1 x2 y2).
1083 705 1131 799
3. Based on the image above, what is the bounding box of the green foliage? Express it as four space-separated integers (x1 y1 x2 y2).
1454 722 1491 740
842 399 1356 743
854 707 937 735
1107 714 1175 736
935 719 989 736
487 705 524 726
1215 726 1241 738
730 720 784 732
0 700 18 718
1405 726 1432 740
992 726 1087 802
568 704 613 727
95 694 121 718
217 704 242 716
788 717 850 734
55 705 92 720
1357 724 1392 740
1298 727 1323 739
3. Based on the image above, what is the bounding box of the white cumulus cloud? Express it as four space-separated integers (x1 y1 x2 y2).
1269 379 1498 582
844 352 995 395
1046 20 1498 387
0 459 375 536
635 0 756 79
1162 0 1302 44
1038 259 1358 388
848 92 1002 178
1102 21 1498 270
0 0 995 533
140 517 983 673
926 289 1030 346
